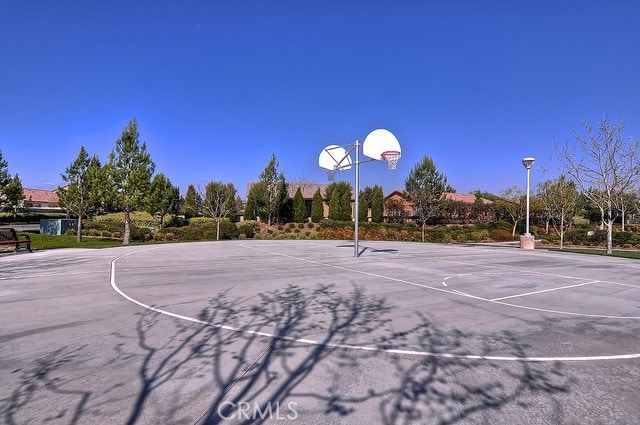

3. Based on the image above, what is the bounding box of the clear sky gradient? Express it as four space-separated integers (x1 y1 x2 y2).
2 1 639 198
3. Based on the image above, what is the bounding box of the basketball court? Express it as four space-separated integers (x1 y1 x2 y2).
2 240 640 424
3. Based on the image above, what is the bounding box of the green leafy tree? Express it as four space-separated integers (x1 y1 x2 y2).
275 173 291 223
340 187 352 221
328 188 341 220
145 173 180 229
258 154 281 226
405 155 453 241
107 119 156 244
184 184 201 219
1 149 15 212
0 149 10 190
243 192 257 221
325 182 352 221
311 188 324 223
85 162 115 215
246 182 268 222
4 174 24 222
292 187 306 222
201 181 237 240
359 187 373 222
57 146 101 242
384 197 407 223
371 185 384 223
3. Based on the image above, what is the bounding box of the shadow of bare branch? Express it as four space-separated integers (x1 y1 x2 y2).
1 284 573 424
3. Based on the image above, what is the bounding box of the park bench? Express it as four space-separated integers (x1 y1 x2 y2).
0 227 33 253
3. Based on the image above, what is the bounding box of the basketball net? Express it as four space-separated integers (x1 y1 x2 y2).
381 150 401 170
326 169 336 181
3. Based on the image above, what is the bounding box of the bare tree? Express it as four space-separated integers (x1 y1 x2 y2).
556 117 640 254
538 176 579 249
614 191 637 231
495 187 526 237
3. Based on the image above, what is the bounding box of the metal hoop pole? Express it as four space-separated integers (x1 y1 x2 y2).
354 139 360 258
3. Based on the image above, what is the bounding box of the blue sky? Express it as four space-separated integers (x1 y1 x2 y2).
2 1 639 198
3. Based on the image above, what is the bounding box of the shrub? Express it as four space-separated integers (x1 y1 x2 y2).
176 226 204 241
131 226 153 241
165 216 189 228
564 229 588 245
189 217 215 227
589 230 607 244
218 221 240 239
470 230 489 242
238 221 256 238
489 229 514 241
613 232 635 246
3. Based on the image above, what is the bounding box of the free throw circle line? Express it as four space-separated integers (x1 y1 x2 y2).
110 247 640 363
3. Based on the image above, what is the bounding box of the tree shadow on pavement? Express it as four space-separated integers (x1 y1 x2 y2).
0 284 572 424
1 345 92 425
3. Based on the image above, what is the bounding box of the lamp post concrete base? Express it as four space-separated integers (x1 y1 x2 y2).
520 235 536 250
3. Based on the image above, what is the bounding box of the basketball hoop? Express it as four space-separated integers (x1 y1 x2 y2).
326 169 336 181
381 150 401 170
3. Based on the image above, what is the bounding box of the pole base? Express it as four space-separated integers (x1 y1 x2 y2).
519 235 536 250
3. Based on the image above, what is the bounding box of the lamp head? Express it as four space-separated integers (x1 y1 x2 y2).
522 157 535 169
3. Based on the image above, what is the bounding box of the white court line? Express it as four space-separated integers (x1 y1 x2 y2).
491 280 601 302
243 244 640 319
109 246 640 363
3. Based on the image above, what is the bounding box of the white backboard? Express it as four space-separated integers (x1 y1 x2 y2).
362 129 401 160
319 145 352 170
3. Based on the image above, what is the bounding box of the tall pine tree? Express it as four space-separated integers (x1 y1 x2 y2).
58 146 101 242
311 188 324 223
107 119 155 244
292 187 306 223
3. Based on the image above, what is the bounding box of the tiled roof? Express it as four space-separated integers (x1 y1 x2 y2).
287 182 329 199
385 190 494 205
246 181 330 200
22 188 59 204
443 192 494 205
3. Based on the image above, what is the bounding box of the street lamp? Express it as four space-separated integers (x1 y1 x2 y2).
521 157 535 249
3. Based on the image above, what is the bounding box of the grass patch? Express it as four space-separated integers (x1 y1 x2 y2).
15 232 128 250
544 247 640 260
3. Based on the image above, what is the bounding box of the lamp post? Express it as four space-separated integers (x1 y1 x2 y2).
521 157 535 249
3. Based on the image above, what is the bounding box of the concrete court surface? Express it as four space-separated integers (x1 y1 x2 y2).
1 239 640 424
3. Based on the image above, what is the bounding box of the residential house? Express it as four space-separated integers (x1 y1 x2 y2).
22 188 63 213
245 182 356 221
383 190 495 224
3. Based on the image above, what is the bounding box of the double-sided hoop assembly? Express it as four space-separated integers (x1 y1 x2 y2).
318 129 401 258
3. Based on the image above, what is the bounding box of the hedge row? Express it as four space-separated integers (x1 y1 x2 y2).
315 221 515 243
0 212 67 224
555 229 640 247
